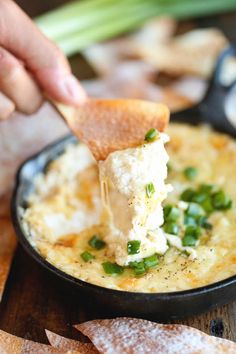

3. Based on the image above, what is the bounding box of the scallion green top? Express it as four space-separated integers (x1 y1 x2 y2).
166 181 232 248
80 251 95 262
145 128 159 142
127 240 141 255
89 235 106 250
145 182 155 198
102 262 124 275
183 167 198 180
129 253 159 276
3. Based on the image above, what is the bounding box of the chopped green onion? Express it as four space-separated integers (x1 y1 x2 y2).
164 205 180 222
197 216 212 230
102 262 124 275
182 234 198 247
182 225 201 247
144 254 159 269
180 188 195 202
129 261 146 275
145 182 155 198
192 192 208 204
184 225 202 238
203 222 213 230
200 197 214 214
145 128 159 142
198 184 214 193
183 166 198 180
186 203 205 218
80 251 95 262
179 184 232 242
184 216 198 227
127 240 141 255
164 222 179 235
212 191 232 210
89 235 106 250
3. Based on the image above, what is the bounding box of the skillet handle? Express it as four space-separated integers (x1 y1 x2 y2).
171 44 236 137
198 43 236 136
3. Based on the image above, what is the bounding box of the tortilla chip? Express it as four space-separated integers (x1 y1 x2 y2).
132 17 176 46
140 29 228 78
83 38 137 77
83 17 176 77
170 76 207 103
75 317 236 354
83 61 206 113
56 98 169 161
46 330 99 353
0 329 72 353
0 217 17 302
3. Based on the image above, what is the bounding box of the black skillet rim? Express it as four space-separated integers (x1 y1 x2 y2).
11 132 236 300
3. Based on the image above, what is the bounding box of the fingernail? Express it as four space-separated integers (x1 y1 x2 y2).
61 74 87 104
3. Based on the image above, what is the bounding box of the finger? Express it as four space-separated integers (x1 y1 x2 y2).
0 92 15 120
0 47 43 114
0 0 87 105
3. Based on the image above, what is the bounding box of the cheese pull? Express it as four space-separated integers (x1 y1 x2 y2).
99 133 171 266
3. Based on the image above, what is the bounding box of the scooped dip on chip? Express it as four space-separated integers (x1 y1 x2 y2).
23 124 236 293
99 130 171 266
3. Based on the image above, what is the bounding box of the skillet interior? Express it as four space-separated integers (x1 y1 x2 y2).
11 124 236 320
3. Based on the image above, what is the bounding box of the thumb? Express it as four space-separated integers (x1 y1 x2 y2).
0 0 87 105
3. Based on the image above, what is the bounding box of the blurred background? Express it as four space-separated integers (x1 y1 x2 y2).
14 0 236 113
2 0 235 193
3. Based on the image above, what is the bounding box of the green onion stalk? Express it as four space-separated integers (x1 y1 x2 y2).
35 0 236 56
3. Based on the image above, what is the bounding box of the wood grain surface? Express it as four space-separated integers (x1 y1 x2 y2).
0 0 236 346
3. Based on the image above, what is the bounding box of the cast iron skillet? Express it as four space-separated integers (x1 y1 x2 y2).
11 45 236 321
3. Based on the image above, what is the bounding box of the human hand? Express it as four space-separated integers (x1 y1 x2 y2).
0 0 87 120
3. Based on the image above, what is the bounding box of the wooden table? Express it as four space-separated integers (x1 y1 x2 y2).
0 1 236 346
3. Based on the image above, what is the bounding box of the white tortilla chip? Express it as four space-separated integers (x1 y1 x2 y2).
75 317 236 354
140 29 228 78
83 17 176 77
0 329 74 353
46 330 98 353
132 17 176 45
83 62 205 112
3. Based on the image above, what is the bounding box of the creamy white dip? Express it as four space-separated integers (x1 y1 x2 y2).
22 124 236 293
99 133 171 265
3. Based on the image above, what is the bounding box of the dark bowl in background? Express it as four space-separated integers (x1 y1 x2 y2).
11 130 236 321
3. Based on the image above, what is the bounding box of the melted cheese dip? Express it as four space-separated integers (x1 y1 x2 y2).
99 133 171 266
23 124 236 293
